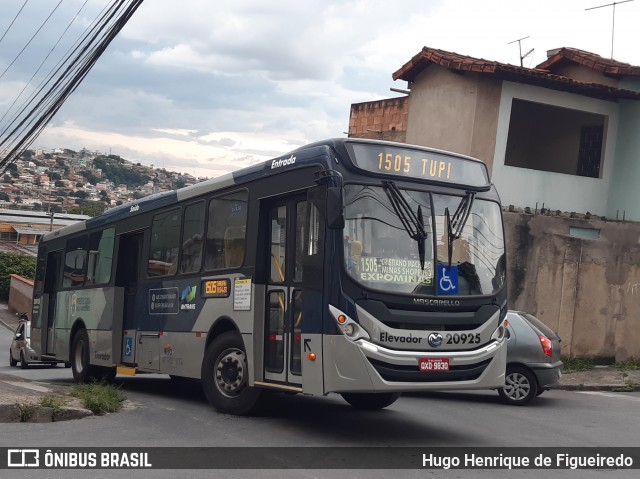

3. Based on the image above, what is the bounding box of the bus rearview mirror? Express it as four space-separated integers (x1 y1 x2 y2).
326 187 345 229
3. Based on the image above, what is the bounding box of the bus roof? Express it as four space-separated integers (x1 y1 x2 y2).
40 138 490 243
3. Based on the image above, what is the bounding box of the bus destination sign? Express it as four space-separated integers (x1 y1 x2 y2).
201 279 231 298
346 142 490 188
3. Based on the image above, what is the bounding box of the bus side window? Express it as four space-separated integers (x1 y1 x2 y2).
205 191 248 270
63 235 88 288
148 209 181 277
179 202 205 274
86 227 115 285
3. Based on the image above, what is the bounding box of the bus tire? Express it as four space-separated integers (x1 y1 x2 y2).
71 329 94 383
201 332 263 415
341 392 401 410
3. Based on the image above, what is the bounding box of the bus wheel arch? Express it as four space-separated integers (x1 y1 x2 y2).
69 322 117 384
201 329 263 415
204 316 239 351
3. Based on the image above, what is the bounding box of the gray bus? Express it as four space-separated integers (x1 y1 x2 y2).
31 138 508 415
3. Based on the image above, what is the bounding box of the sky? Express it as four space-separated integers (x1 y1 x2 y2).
1 0 639 178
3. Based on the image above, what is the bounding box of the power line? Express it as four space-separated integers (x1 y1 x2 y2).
0 0 91 128
0 0 29 47
0 0 146 174
0 0 65 82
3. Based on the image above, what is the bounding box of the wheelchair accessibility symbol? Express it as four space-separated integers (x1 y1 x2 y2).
124 337 133 357
438 264 459 295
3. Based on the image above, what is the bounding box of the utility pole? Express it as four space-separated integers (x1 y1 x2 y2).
586 0 635 59
508 36 534 67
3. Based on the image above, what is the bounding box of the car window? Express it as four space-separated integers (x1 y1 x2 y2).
522 313 558 339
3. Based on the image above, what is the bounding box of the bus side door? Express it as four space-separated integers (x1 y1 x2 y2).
263 194 306 386
261 187 326 394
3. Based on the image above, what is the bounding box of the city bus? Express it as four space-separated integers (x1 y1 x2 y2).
31 138 508 415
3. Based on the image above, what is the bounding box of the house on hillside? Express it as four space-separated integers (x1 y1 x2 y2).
350 47 640 221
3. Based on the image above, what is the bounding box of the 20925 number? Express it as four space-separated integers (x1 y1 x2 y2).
445 333 481 344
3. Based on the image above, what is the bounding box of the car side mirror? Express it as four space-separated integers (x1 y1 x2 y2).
15 333 23 340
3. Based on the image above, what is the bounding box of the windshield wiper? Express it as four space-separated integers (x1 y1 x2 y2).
445 191 476 266
382 180 429 270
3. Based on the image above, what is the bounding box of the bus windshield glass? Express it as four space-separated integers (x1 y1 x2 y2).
343 184 505 296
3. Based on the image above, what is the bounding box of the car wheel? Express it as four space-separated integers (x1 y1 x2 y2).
499 366 538 406
10 350 18 367
341 392 401 410
20 351 28 369
201 332 263 415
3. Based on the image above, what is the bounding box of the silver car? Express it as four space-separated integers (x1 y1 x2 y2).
499 311 563 405
9 318 36 369
9 317 68 368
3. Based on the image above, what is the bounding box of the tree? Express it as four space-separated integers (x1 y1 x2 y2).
49 172 62 181
71 190 88 199
55 180 66 188
0 252 36 300
0 192 10 201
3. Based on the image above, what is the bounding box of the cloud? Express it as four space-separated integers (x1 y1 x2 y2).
2 0 639 178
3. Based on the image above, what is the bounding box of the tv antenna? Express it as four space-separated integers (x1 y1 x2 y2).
508 36 534 67
586 0 635 59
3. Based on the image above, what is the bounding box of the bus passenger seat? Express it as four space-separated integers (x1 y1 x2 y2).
224 226 245 268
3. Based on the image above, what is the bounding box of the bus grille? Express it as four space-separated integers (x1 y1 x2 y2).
367 358 492 383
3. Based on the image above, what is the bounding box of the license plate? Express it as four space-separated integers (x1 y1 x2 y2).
419 358 450 372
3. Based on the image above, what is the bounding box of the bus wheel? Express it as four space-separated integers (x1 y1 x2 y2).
201 332 263 415
341 392 401 410
71 329 93 383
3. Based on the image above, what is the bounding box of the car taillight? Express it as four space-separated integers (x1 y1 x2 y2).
539 335 552 357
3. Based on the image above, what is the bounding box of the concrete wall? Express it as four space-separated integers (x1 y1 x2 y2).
492 82 619 218
405 67 502 172
505 211 640 361
8 274 34 316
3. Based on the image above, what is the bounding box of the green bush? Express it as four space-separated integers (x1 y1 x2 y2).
71 383 125 414
0 252 36 300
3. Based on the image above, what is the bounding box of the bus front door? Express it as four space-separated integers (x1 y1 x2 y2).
263 194 307 387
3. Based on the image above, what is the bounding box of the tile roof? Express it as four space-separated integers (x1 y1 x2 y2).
392 47 640 101
537 47 640 78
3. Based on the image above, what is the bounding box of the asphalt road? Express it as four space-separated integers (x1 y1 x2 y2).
1 325 639 479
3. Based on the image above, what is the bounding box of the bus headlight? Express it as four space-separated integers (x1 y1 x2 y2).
328 305 370 342
491 320 507 342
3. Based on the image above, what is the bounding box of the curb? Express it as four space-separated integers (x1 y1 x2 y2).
0 317 15 332
0 403 93 423
554 384 640 392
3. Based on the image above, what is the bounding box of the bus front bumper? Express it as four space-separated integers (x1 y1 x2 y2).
323 335 506 393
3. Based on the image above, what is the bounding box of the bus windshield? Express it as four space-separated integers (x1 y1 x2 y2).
343 184 506 296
